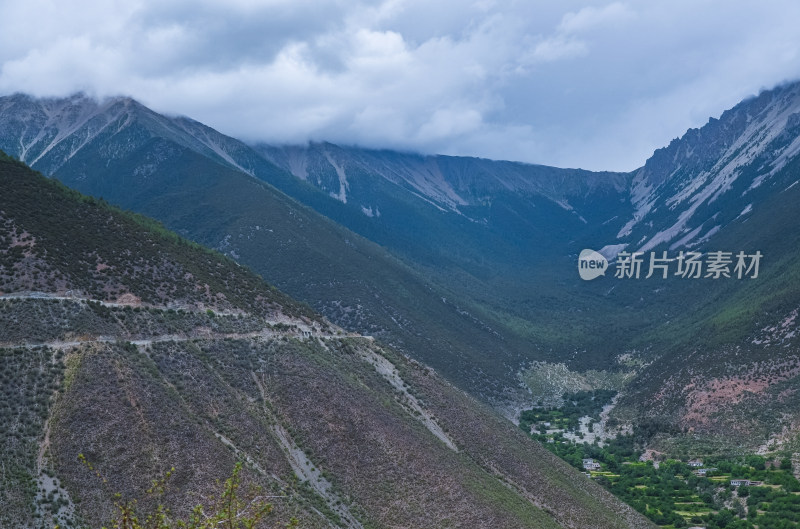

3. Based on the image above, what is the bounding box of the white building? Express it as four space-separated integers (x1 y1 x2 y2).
582 458 601 471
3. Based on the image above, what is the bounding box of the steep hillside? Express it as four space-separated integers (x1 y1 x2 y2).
0 153 654 528
0 93 643 404
569 81 800 452
610 126 800 453
616 81 800 253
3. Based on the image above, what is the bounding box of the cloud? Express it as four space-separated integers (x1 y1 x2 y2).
1 0 800 171
528 36 587 63
557 2 634 34
523 2 633 63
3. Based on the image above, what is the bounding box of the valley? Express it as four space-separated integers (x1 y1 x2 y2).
2 0 800 525
0 153 654 528
2 77 800 529
519 393 800 528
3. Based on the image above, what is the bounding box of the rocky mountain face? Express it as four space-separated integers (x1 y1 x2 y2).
616 81 800 253
258 142 630 213
0 153 655 529
256 141 630 235
0 93 260 178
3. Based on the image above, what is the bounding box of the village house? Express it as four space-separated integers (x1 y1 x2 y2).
730 479 762 487
582 458 601 471
687 459 703 467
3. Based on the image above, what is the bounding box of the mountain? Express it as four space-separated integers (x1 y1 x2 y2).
257 142 630 217
0 92 641 405
2 80 800 454
603 82 800 453
0 93 630 272
254 82 800 454
255 141 631 268
256 81 800 453
0 93 533 401
615 81 800 253
0 152 654 528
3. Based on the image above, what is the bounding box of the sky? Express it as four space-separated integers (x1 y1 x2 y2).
1 1 800 171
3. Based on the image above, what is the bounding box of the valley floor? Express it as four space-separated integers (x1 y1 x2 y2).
520 397 800 528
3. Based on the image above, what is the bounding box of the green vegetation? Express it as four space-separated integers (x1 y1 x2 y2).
519 389 617 433
0 346 63 527
522 397 800 528
0 151 318 321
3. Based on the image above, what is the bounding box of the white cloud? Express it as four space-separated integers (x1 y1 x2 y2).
416 106 484 141
1 0 800 171
528 36 587 63
557 2 634 34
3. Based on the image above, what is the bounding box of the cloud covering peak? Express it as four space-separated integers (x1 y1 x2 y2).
2 0 799 171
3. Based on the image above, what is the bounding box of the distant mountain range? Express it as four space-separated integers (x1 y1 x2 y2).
1 80 800 454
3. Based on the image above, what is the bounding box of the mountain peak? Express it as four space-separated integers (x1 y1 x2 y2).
617 78 800 251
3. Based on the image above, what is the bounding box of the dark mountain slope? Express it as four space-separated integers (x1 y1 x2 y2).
0 93 645 403
255 141 632 271
0 153 654 529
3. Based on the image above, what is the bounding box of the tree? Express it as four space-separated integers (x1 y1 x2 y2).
79 455 276 529
738 485 750 498
733 499 746 518
746 455 765 471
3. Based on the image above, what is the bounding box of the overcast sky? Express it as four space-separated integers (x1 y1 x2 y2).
1 0 799 171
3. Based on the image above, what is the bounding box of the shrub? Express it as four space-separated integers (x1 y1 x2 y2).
79 457 275 529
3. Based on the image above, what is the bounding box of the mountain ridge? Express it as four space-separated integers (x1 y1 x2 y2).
0 90 643 406
3 80 800 453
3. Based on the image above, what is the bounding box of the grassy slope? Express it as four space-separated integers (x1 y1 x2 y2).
0 151 314 320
